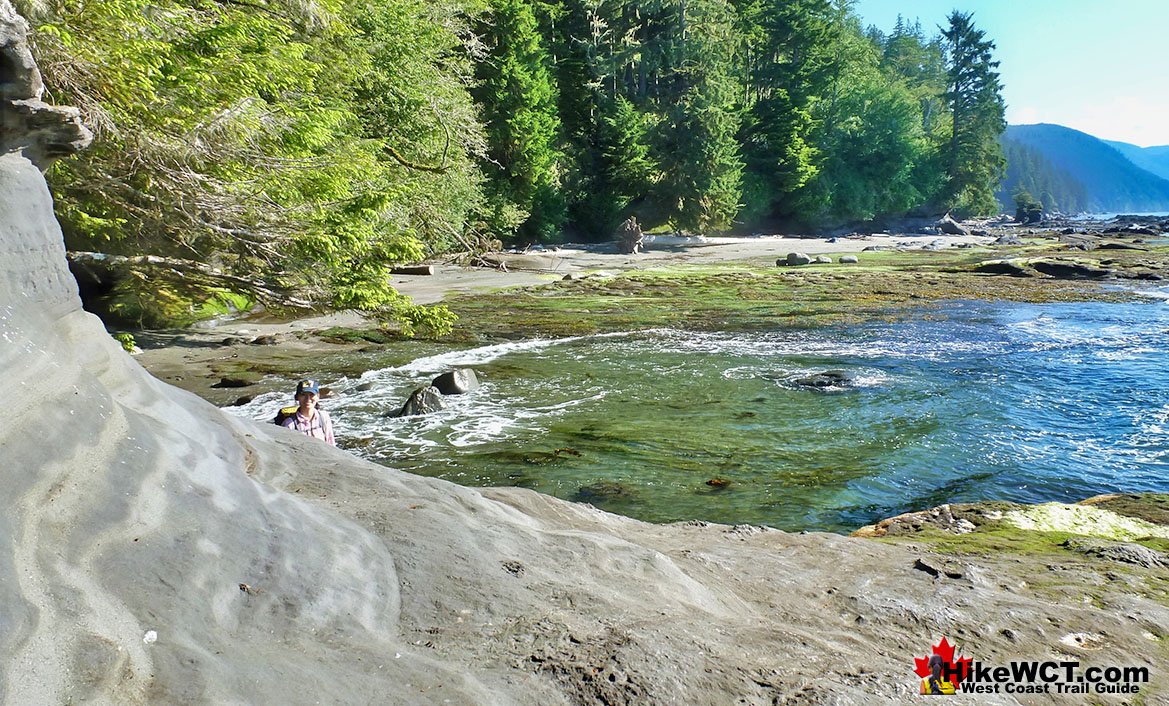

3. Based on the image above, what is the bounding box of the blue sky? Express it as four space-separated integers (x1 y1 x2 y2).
851 0 1169 147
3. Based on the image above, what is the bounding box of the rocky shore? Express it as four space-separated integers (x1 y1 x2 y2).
4 4 1169 703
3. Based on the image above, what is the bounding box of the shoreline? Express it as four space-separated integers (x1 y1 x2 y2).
132 223 1169 406
132 231 995 400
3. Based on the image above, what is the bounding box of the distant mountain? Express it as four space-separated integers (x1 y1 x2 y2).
997 123 1169 214
997 135 1090 213
1105 140 1169 182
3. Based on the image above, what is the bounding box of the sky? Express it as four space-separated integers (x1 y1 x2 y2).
850 0 1169 147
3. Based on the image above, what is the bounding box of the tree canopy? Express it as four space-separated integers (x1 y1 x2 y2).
20 0 1009 326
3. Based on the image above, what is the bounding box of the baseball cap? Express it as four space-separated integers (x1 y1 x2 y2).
296 379 320 396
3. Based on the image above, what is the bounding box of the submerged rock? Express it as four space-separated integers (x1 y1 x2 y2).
574 481 635 503
794 370 853 388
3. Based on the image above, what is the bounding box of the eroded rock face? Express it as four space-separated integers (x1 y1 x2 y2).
4 3 1169 704
0 3 91 167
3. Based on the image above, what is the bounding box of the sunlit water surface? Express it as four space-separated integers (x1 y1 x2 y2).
229 296 1169 532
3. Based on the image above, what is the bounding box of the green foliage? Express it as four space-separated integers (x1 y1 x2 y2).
940 11 1006 217
650 0 744 232
24 0 1015 319
473 0 565 243
1012 186 1043 224
736 0 834 226
111 332 137 352
24 0 481 327
998 136 1088 213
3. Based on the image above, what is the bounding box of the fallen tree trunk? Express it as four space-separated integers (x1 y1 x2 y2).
66 251 317 311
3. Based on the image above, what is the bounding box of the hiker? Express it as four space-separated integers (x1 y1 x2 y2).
276 379 335 446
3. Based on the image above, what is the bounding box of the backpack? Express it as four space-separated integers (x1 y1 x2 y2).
274 402 321 426
273 406 299 426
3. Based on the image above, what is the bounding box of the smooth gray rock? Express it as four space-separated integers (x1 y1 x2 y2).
6 5 1169 701
814 255 832 264
1063 537 1167 568
783 252 812 266
432 368 479 395
839 254 859 264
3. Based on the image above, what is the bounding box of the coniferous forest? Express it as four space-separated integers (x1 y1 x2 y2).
18 0 1006 327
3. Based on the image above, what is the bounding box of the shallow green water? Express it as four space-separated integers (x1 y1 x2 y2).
231 298 1169 532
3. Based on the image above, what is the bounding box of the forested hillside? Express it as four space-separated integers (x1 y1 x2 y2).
997 134 1090 213
1106 140 1169 183
19 0 1007 326
1000 124 1169 215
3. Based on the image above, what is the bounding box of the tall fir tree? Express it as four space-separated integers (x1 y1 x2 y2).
651 0 744 232
940 10 1006 217
734 0 833 227
473 0 566 242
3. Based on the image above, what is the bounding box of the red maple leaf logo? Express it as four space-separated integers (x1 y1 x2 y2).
914 637 972 689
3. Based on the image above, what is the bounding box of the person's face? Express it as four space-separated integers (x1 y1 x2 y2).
297 391 318 408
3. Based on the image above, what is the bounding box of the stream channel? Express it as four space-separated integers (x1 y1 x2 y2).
228 295 1169 532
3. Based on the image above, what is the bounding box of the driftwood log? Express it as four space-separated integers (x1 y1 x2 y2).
390 264 434 276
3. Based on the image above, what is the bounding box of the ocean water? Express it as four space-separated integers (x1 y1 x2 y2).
229 295 1169 533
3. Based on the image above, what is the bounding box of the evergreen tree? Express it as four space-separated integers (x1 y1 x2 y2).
940 10 1005 217
806 6 931 223
734 0 833 227
651 0 744 232
473 0 565 242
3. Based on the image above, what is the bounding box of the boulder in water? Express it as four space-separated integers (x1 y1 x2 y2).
432 368 479 395
839 254 859 264
781 252 812 266
395 385 445 416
